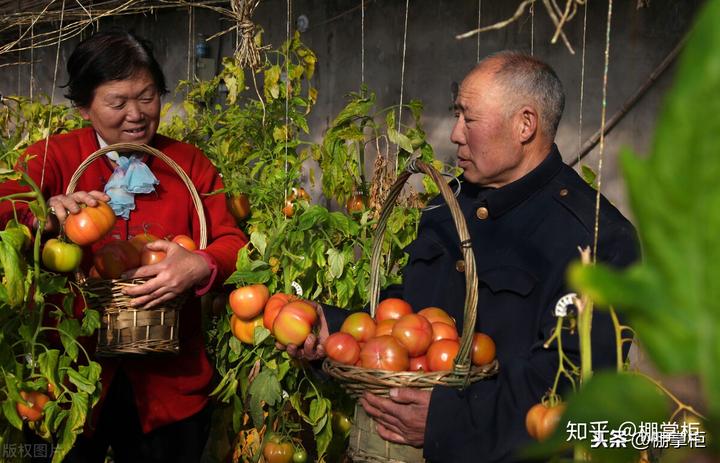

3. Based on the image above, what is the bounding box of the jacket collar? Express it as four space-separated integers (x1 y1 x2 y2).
469 144 564 218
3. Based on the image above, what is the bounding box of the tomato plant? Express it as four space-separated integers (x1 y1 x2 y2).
325 332 361 365
359 335 410 371
229 284 270 320
41 238 82 272
63 201 116 246
94 239 140 279
340 312 376 342
426 339 460 372
375 298 413 322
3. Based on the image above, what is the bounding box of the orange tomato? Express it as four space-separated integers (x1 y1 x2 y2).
263 293 296 330
94 239 141 279
375 298 413 322
140 246 167 266
359 335 409 371
391 314 433 357
374 318 397 337
230 314 264 344
471 333 496 366
16 390 50 422
431 322 459 342
229 284 270 320
426 339 460 372
526 402 565 441
340 312 376 342
63 201 116 246
325 332 361 365
129 232 158 253
418 307 456 326
171 234 197 251
228 193 251 221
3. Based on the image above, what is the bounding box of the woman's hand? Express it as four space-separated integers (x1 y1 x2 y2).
121 239 211 309
43 190 110 233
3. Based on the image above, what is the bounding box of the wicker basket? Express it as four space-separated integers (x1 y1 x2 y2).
68 143 208 356
322 160 498 462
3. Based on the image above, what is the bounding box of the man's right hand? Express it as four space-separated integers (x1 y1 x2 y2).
277 302 329 361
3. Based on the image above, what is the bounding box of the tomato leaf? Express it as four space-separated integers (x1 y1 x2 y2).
249 369 282 408
327 248 345 279
58 319 81 362
38 350 61 390
53 392 88 463
250 231 267 257
0 239 26 307
80 309 100 336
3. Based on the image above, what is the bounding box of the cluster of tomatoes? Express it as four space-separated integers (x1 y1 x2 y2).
15 388 53 422
227 284 318 347
325 298 496 372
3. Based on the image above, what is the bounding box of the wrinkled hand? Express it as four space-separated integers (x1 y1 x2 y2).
360 388 430 447
276 301 329 361
42 190 110 233
121 239 210 309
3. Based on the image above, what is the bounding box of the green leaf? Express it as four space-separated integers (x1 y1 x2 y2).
58 319 81 362
570 0 720 418
53 392 89 463
0 240 26 307
252 325 271 345
248 369 282 408
80 309 101 336
250 231 268 257
2 395 23 430
327 248 345 279
38 350 60 388
65 369 96 395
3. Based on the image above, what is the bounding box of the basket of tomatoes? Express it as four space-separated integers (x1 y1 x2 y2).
67 143 208 356
322 159 498 462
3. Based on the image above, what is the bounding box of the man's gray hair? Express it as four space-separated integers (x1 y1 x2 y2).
479 51 565 139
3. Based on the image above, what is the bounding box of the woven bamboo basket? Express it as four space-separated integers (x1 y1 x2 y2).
68 143 208 356
322 160 498 463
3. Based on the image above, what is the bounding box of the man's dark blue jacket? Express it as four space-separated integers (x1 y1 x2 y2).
325 146 640 462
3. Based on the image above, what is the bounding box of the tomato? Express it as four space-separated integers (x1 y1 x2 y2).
292 449 308 463
409 355 429 372
282 200 296 218
16 390 50 422
273 308 313 347
94 239 141 279
140 246 167 266
418 307 456 326
63 201 116 246
526 402 565 441
471 332 496 366
228 193 251 221
375 298 413 322
426 339 460 372
289 187 310 202
129 232 158 253
391 314 433 357
375 318 397 337
230 314 264 344
171 234 197 251
42 238 82 272
264 293 296 329
346 193 367 214
263 436 294 463
332 411 353 434
325 332 361 365
340 312 376 342
229 284 270 320
431 322 459 342
359 335 410 371
280 300 318 326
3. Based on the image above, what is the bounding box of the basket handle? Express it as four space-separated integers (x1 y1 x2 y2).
65 143 208 249
368 160 478 379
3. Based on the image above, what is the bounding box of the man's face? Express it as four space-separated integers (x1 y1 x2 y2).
451 64 525 188
78 69 161 146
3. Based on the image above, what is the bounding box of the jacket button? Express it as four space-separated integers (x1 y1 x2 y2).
476 207 489 219
455 260 465 272
559 188 569 197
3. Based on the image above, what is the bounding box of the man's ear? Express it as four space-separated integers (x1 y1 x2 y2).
516 105 538 143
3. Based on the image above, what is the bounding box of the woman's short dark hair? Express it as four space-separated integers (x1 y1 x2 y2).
64 30 168 107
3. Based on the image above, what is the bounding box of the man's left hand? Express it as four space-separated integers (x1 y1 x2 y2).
360 388 431 447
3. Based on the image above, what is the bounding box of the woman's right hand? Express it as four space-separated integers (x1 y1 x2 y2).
43 190 110 233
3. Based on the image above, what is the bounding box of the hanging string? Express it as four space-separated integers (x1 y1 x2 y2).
186 5 193 83
395 0 409 171
476 0 482 62
530 0 535 55
361 0 365 86
40 0 66 190
593 0 613 262
30 20 34 98
577 0 588 165
284 0 291 202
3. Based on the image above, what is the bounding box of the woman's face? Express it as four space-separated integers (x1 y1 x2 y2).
78 69 161 146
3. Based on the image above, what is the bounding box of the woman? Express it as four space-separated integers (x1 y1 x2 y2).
0 31 247 462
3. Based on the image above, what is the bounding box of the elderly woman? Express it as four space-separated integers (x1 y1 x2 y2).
0 31 247 461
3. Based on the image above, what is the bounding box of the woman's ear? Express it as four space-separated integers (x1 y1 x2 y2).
78 106 91 121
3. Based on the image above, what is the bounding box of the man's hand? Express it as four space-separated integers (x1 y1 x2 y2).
360 388 431 447
121 239 211 309
277 302 329 361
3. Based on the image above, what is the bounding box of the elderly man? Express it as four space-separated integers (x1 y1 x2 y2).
292 51 639 462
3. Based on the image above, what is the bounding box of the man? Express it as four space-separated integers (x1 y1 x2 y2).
290 51 639 462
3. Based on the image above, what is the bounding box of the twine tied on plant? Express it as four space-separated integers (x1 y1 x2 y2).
231 0 265 70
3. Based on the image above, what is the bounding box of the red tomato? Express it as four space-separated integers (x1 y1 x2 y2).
228 193 251 221
391 314 433 357
409 355 429 372
171 234 197 251
63 201 116 246
129 233 158 253
431 322 459 342
418 307 456 326
346 193 367 214
289 187 310 202
140 246 167 266
359 335 409 371
426 339 460 372
229 284 270 320
471 333 496 366
282 201 296 218
374 318 397 337
263 435 294 463
375 298 413 322
325 332 361 365
280 300 318 326
94 239 141 279
16 390 50 422
42 238 82 272
526 403 565 441
230 314 264 344
340 312 376 342
272 309 313 347
263 293 296 330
